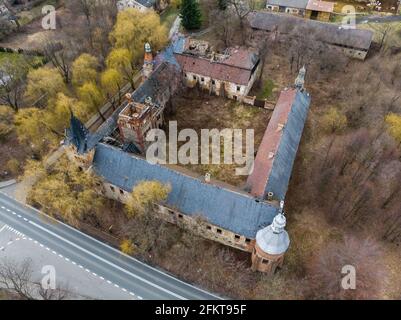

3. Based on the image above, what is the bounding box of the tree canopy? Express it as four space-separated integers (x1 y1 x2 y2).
109 8 168 62
180 0 202 30
125 180 171 218
71 53 99 88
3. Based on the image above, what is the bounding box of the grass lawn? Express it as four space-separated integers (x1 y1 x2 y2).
256 79 276 100
161 6 179 30
0 51 45 67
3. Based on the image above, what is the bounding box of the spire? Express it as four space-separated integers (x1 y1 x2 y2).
143 42 154 80
271 201 286 233
294 65 306 90
145 42 152 54
255 200 290 255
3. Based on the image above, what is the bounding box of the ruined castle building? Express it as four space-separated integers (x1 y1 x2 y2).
251 210 290 274
117 95 165 154
174 39 261 100
64 43 311 273
246 67 311 201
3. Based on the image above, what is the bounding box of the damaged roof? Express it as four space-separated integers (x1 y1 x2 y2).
92 143 279 239
85 62 176 150
174 40 260 85
248 11 373 50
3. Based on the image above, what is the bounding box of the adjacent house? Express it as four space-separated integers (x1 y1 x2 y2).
266 0 334 21
305 0 334 21
174 38 261 100
266 0 308 16
116 0 156 12
248 11 374 60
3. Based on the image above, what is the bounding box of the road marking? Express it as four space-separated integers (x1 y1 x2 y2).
17 215 21 218
0 225 7 233
23 218 28 222
7 241 12 245
28 220 187 300
114 284 119 288
0 247 4 251
72 261 76 265
0 194 221 300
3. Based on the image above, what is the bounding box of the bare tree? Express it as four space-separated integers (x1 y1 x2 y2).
307 236 385 299
43 41 75 84
0 55 30 111
0 258 69 300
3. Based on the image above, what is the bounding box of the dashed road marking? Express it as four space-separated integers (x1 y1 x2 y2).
1 204 141 300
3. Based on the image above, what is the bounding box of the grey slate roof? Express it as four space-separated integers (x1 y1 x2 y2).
248 11 374 50
135 0 156 7
266 0 308 9
92 143 279 238
265 89 311 200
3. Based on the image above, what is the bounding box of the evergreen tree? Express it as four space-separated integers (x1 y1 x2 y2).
180 0 202 30
217 0 228 10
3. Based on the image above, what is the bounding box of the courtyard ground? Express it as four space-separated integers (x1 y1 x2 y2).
165 90 272 187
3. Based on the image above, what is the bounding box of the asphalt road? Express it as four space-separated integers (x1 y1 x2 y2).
0 191 222 300
0 222 132 300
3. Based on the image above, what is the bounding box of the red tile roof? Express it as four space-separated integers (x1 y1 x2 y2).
174 48 259 85
306 0 334 13
247 88 297 198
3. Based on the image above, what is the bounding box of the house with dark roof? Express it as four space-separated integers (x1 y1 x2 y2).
174 38 261 100
64 38 311 273
266 0 309 16
248 11 374 59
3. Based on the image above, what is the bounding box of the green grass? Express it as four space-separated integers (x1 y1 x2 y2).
0 52 46 68
256 79 276 100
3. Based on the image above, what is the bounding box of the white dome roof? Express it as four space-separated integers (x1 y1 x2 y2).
256 214 290 255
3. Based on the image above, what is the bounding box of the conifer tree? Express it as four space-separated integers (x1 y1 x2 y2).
180 0 202 30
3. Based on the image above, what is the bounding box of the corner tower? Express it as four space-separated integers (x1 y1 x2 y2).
64 112 95 170
251 201 290 274
142 42 154 81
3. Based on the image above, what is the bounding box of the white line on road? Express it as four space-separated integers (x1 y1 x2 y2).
0 224 7 233
28 220 187 300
